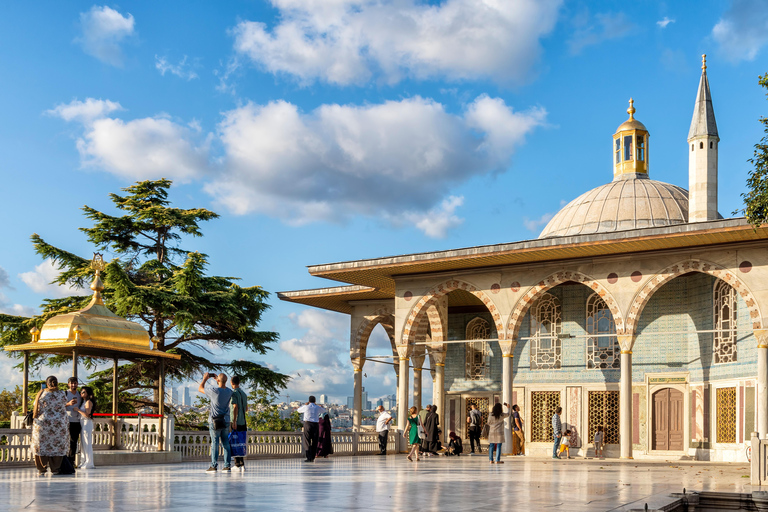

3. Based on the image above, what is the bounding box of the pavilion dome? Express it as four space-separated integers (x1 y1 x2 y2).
539 176 690 238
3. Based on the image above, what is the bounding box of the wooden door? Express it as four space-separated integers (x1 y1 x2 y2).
652 388 684 451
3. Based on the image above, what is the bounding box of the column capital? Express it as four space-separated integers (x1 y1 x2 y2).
499 337 517 356
396 343 411 359
351 357 364 371
754 329 768 348
617 335 636 352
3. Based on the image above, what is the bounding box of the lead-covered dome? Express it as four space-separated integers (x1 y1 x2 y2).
539 176 689 238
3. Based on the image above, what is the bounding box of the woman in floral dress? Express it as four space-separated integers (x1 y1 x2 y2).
31 376 71 475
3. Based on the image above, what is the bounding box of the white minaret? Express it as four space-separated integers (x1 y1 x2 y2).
688 54 720 222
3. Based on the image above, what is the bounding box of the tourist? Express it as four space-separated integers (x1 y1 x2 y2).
375 405 392 455
403 406 422 461
487 402 509 464
229 375 248 469
297 395 326 462
74 386 96 469
65 377 82 467
424 404 440 456
418 405 431 456
31 376 70 475
594 426 604 459
467 403 482 454
552 407 563 459
559 429 572 459
317 414 333 458
198 372 234 473
512 404 525 456
447 431 463 456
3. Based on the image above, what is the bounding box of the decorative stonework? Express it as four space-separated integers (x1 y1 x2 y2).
739 261 752 273
402 279 503 346
507 270 625 341
404 291 413 301
713 280 737 364
529 293 562 370
491 283 501 294
586 293 620 369
631 271 642 283
625 259 763 333
465 317 491 380
607 273 618 284
352 306 395 362
510 282 520 292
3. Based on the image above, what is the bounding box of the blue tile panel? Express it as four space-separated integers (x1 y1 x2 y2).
444 274 756 392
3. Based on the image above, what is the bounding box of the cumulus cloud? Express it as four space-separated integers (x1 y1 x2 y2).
400 196 464 238
76 5 135 66
155 55 199 80
657 17 675 29
523 211 555 232
280 310 347 368
49 98 210 182
0 265 36 317
568 11 634 55
18 259 92 299
232 0 562 86
712 0 768 62
207 95 546 226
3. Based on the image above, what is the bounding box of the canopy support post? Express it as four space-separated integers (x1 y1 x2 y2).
72 348 78 381
22 352 29 415
158 358 165 451
112 357 118 449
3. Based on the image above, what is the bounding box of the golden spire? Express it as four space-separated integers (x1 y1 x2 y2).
90 253 106 305
627 98 635 119
702 54 707 71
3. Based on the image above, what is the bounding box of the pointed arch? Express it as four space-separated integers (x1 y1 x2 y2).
507 270 625 341
352 306 396 363
401 279 503 346
625 259 763 334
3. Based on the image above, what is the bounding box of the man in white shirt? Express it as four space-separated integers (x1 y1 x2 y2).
65 377 82 466
375 405 393 455
297 396 326 462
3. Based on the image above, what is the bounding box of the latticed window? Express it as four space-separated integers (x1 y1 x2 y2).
588 391 620 445
530 293 562 370
531 391 560 442
465 397 490 439
716 387 737 444
586 293 620 369
465 317 490 380
713 281 738 364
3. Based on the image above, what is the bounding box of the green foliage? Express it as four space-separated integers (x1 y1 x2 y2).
0 179 289 411
739 72 768 227
246 388 302 432
175 395 210 430
0 386 22 421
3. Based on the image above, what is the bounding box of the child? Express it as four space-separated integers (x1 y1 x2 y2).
594 426 604 459
559 430 572 459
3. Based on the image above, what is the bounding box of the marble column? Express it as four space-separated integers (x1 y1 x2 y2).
756 330 768 438
502 354 514 455
620 349 633 459
411 347 425 412
397 355 410 430
352 357 363 432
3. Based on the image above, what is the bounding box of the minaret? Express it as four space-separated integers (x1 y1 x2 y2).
688 54 719 222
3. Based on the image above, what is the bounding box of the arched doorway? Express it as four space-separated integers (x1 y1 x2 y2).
652 388 684 451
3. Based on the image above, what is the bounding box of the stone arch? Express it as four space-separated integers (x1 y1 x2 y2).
507 270 626 340
625 259 763 334
351 306 396 365
401 279 504 346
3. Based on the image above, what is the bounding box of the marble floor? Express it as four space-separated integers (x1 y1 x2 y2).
0 455 755 512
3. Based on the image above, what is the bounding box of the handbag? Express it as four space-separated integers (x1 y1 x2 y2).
212 415 226 430
23 411 34 427
228 429 247 457
481 423 490 438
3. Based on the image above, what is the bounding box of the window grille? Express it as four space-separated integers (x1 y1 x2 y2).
465 317 490 380
530 293 562 370
713 280 737 364
586 293 620 369
465 397 490 439
588 391 620 444
531 391 560 442
716 387 737 444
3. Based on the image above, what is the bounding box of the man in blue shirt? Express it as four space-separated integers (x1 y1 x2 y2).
297 396 326 462
552 407 563 459
198 372 234 472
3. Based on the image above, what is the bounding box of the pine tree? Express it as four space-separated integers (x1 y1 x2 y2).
1 179 288 411
740 72 768 226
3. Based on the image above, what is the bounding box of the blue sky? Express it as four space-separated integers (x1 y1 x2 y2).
1 0 768 404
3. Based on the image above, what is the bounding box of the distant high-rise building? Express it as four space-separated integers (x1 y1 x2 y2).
366 400 372 410
171 387 178 405
376 398 383 408
183 387 191 406
347 396 354 409
320 394 327 404
361 387 368 411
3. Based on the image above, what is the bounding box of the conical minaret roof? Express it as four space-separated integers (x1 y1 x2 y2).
688 54 719 141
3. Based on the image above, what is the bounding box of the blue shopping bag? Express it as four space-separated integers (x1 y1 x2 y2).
228 429 247 457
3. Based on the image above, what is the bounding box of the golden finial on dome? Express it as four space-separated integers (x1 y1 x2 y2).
627 98 635 119
30 326 40 343
73 325 83 342
151 336 160 350
702 54 707 71
90 253 105 304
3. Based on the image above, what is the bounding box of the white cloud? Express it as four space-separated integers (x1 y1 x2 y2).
232 0 562 86
712 0 768 62
207 96 546 228
46 98 123 124
155 55 199 80
19 259 92 299
279 310 347 368
0 266 36 317
568 11 634 55
50 98 210 182
523 211 555 232
401 196 464 239
0 267 11 290
76 5 135 66
657 17 675 29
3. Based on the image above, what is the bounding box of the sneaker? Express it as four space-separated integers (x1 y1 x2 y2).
222 466 231 473
206 466 217 473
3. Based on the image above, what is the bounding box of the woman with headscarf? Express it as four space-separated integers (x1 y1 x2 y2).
74 386 96 469
316 414 333 458
487 402 510 464
31 376 71 475
423 404 440 456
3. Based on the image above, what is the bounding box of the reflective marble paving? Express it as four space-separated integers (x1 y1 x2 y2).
0 456 754 512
